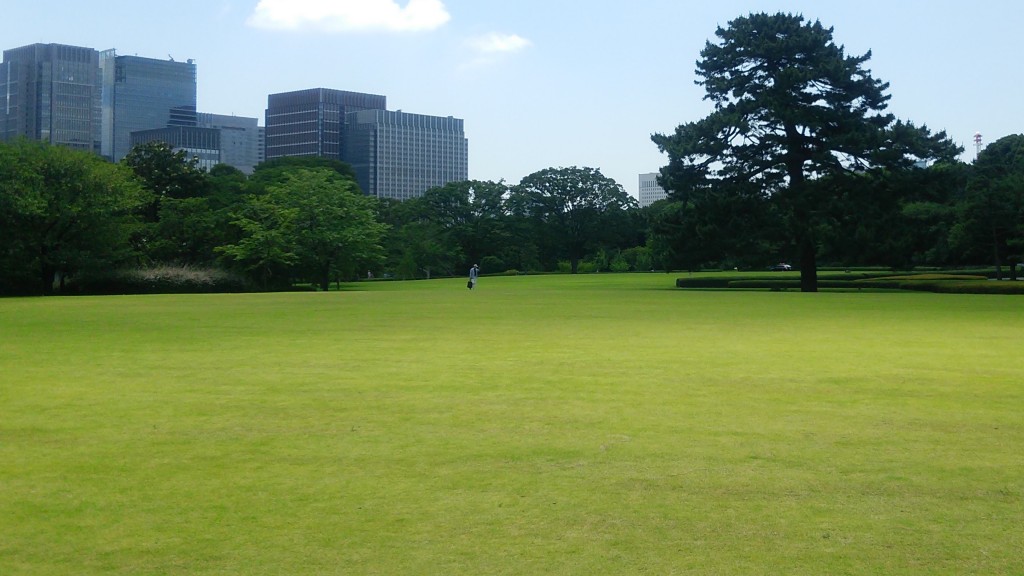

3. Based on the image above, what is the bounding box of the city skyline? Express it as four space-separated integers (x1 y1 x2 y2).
4 0 1024 198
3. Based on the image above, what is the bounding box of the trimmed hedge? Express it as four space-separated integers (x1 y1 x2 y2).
726 279 903 290
677 275 1024 294
675 277 737 289
896 281 1024 295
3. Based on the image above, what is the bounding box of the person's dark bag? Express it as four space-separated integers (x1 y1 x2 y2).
467 280 473 289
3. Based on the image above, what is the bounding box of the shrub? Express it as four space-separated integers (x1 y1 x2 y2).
480 256 505 273
71 265 249 295
609 255 631 273
557 261 597 274
620 246 653 271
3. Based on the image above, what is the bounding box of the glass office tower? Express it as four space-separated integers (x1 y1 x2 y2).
100 51 196 161
0 43 101 153
345 109 468 200
264 88 386 160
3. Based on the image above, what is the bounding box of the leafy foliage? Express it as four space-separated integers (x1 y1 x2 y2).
217 168 386 290
510 167 638 273
652 12 960 290
0 140 149 294
121 141 210 221
950 134 1024 277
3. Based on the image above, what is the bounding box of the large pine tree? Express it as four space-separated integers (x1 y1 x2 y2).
653 12 959 291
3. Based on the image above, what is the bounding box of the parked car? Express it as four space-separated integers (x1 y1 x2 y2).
768 263 792 271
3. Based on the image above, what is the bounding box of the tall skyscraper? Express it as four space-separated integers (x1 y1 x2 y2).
0 43 102 153
264 88 385 160
99 51 196 161
638 172 668 207
345 109 468 201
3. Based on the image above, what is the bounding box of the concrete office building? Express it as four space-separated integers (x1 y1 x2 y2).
131 125 221 171
197 112 260 174
0 43 102 153
638 172 668 207
345 109 468 201
264 88 385 160
130 110 260 174
257 126 266 165
100 50 196 161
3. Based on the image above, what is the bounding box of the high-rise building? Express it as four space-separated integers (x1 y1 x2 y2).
345 109 468 200
263 87 469 199
638 172 668 207
0 43 102 153
100 51 196 161
130 110 260 174
197 113 260 174
257 127 266 165
130 126 221 171
264 88 385 160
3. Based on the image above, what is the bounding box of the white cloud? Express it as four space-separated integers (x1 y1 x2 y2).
469 32 532 54
460 32 531 69
247 0 451 33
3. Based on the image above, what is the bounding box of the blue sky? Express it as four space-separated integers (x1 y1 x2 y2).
5 0 1022 198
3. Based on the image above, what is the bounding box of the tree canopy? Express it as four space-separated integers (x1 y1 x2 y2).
951 134 1024 277
652 12 960 290
510 167 637 273
0 140 149 294
217 168 387 290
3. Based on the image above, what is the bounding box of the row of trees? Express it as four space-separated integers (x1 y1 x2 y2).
2 13 1021 296
0 139 643 295
2 129 1018 297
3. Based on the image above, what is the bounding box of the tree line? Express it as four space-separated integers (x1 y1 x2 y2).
2 12 1021 296
0 140 645 295
1 133 1018 297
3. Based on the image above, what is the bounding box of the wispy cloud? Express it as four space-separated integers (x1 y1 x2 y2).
461 32 531 69
247 0 451 33
468 32 532 54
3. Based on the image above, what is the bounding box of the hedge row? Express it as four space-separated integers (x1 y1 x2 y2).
896 281 1024 295
677 276 1024 294
725 280 903 290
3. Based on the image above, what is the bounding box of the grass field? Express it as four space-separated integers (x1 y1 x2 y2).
1 273 1022 575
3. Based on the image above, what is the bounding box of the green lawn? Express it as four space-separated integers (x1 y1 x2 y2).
2 274 1022 575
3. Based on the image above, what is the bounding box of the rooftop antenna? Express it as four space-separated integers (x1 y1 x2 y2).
974 132 983 159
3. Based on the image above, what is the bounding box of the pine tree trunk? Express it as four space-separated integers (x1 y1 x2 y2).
799 238 818 293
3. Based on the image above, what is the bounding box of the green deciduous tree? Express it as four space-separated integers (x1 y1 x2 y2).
381 190 464 279
216 193 298 290
248 156 358 194
149 197 221 264
217 168 386 290
652 12 959 290
510 166 637 273
122 141 210 221
0 140 149 294
288 170 387 289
